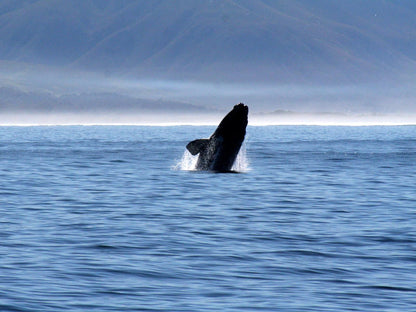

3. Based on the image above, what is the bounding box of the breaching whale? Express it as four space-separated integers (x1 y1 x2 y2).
186 103 248 172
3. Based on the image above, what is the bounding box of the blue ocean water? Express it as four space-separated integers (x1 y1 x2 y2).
0 125 415 312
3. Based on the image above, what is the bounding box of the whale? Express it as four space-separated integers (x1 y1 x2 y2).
186 103 248 172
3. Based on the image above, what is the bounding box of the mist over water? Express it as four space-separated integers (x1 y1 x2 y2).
2 111 416 127
2 65 416 124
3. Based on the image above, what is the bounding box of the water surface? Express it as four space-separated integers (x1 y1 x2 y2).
1 126 415 311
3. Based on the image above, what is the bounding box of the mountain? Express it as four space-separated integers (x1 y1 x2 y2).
0 85 211 113
1 0 416 83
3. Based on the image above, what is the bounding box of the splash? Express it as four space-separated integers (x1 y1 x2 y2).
174 144 249 172
231 144 250 172
174 150 199 171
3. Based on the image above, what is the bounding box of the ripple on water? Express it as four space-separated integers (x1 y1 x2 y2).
1 126 416 311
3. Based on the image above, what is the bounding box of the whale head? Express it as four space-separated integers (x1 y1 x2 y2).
215 103 248 140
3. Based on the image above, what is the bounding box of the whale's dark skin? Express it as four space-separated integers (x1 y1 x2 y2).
186 103 248 172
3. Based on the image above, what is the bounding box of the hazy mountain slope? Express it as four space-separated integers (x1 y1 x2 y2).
0 85 210 113
1 0 416 83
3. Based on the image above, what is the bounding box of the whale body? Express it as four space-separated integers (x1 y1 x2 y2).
186 103 248 172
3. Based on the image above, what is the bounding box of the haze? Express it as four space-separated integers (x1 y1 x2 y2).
1 0 416 125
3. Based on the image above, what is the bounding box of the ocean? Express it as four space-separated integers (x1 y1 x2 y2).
1 125 415 311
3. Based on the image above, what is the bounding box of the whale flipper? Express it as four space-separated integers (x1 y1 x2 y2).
186 139 209 155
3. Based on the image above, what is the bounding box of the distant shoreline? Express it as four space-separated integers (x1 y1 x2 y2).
1 113 416 127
